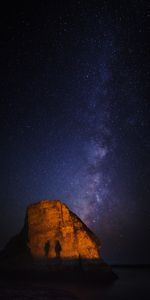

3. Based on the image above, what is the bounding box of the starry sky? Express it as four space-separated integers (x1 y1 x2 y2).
0 1 150 264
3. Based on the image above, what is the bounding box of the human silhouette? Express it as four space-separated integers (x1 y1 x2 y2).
44 240 50 257
55 240 62 258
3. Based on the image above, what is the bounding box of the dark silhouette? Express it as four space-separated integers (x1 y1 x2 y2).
55 240 62 258
44 240 50 257
78 254 83 271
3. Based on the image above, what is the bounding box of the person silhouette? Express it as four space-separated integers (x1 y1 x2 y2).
44 240 50 257
55 240 62 258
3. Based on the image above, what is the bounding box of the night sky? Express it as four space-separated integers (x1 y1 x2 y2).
0 1 150 264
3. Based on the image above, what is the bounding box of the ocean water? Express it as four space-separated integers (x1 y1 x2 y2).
0 268 149 299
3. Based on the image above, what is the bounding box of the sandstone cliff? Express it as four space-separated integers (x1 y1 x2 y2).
27 200 101 261
1 199 103 270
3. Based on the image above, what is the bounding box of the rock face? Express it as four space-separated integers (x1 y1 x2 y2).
1 200 103 269
27 200 101 261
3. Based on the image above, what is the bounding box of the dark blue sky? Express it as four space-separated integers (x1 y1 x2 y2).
0 1 150 264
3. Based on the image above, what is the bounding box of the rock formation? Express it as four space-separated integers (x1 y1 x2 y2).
1 200 105 270
27 200 101 260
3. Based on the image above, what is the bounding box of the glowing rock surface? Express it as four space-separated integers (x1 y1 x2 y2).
1 200 106 271
27 200 101 260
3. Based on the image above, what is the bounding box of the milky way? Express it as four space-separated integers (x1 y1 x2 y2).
0 1 149 263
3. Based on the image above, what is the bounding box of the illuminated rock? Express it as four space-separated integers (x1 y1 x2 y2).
27 200 101 261
1 199 103 270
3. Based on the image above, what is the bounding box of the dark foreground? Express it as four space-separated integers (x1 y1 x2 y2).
0 267 149 299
